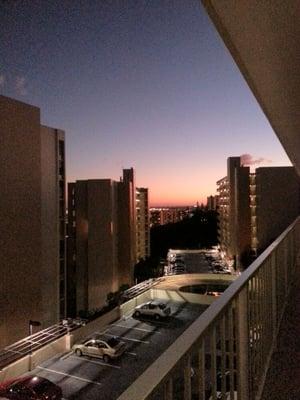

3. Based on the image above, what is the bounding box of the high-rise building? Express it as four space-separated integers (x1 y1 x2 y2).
136 188 150 261
149 207 192 227
207 195 219 210
67 169 136 317
217 157 300 269
217 157 251 268
0 95 66 348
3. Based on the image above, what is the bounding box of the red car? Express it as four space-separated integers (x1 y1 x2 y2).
0 376 62 399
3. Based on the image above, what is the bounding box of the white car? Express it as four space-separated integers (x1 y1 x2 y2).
72 337 126 362
133 301 171 320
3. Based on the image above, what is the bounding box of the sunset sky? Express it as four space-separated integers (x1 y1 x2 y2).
0 0 291 206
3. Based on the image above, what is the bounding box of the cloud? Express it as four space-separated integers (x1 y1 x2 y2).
240 153 272 166
15 76 27 96
0 74 5 87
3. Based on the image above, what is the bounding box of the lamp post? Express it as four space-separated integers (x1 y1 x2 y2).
29 320 41 371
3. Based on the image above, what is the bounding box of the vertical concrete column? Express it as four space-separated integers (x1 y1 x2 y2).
65 333 74 351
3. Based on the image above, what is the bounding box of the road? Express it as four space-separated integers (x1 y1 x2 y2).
31 300 208 400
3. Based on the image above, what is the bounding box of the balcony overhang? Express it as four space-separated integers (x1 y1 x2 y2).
201 0 300 176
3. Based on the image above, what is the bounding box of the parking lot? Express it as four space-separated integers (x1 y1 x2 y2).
30 300 208 400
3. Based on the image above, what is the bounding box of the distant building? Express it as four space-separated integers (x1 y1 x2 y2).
217 157 300 269
217 157 251 269
0 95 66 348
207 195 219 210
136 188 150 261
150 207 192 227
67 169 136 316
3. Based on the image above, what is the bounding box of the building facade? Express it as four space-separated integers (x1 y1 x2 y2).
150 207 192 227
0 95 66 348
67 169 136 317
217 157 300 269
136 188 150 261
217 157 251 268
207 195 219 210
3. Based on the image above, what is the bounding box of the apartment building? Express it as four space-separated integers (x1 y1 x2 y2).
217 157 300 268
251 167 300 254
0 95 66 348
67 169 136 316
150 207 192 227
136 187 150 261
217 157 251 268
206 195 219 210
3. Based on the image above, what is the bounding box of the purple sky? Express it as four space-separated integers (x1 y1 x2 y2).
0 0 291 205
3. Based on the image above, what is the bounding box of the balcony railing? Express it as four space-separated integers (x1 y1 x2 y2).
117 217 300 400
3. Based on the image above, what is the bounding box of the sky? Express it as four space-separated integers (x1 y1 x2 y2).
0 0 291 206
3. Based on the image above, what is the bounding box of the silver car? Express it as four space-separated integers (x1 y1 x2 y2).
72 337 126 362
133 301 171 320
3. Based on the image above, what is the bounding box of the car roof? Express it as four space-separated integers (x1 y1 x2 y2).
150 300 166 306
3 376 51 389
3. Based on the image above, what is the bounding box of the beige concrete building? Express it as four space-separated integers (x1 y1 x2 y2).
217 157 300 268
67 169 136 316
136 187 150 261
251 167 300 254
217 157 251 268
0 95 66 348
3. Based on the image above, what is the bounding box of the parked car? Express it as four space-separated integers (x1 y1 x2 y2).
72 337 126 362
0 376 62 400
133 301 171 320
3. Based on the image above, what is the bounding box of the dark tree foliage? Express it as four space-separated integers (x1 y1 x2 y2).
150 209 218 258
134 256 162 283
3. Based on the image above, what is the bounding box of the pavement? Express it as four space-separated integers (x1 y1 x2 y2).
29 300 208 400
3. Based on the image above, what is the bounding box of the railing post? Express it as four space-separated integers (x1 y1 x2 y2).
283 237 288 296
164 378 173 400
271 251 277 342
237 286 250 400
197 341 205 400
184 355 192 400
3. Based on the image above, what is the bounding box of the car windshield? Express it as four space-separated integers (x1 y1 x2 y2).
107 337 120 347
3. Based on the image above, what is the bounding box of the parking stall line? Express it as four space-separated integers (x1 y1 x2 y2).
36 366 102 386
102 333 150 344
60 351 73 360
112 324 162 334
125 351 137 356
70 355 121 369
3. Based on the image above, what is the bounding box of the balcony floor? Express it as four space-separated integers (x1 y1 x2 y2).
261 275 300 400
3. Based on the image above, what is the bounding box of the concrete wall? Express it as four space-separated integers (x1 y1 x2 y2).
118 169 136 287
40 126 62 327
0 96 42 348
120 291 153 316
87 180 119 310
0 96 63 348
255 167 300 252
71 308 120 345
151 288 216 305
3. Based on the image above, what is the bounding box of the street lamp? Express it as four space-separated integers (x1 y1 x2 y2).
29 320 41 371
